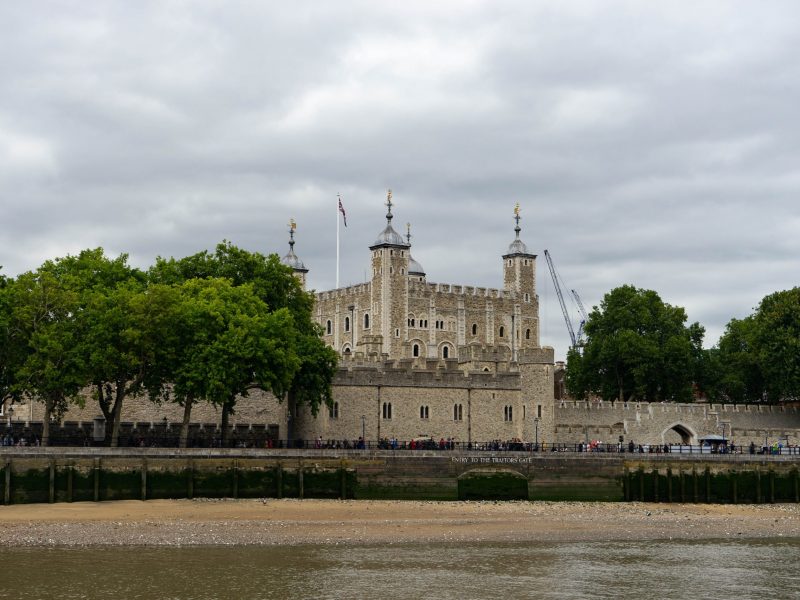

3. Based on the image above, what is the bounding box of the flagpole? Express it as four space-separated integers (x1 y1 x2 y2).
336 194 340 289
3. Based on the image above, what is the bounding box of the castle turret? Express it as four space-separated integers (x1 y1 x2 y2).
369 190 410 357
502 204 539 349
281 219 308 289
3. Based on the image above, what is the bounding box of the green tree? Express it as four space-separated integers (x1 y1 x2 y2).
715 288 800 403
752 288 800 402
5 268 85 445
150 241 337 442
566 285 702 403
156 278 301 448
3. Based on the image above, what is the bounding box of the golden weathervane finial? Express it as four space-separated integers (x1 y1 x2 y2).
289 218 296 231
514 203 520 217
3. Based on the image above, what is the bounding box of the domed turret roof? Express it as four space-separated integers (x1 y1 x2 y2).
369 189 410 249
281 247 306 271
281 221 308 272
502 204 535 258
408 254 425 276
373 224 407 247
506 238 529 255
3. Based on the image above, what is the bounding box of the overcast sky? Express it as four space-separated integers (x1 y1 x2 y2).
1 1 798 359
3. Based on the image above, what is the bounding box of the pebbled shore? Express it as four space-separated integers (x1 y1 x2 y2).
1 499 798 547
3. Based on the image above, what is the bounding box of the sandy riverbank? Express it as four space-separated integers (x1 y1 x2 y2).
1 499 798 547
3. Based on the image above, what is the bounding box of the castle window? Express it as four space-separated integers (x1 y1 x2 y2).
326 320 332 335
345 316 350 332
390 267 393 274
342 345 351 355
508 259 512 266
442 345 450 359
483 367 490 372
525 328 531 340
329 402 339 420
413 344 420 357
499 326 505 338
364 313 370 329
524 259 528 266
395 329 400 337
401 268 405 274
537 405 542 419
382 402 392 420
420 405 429 419
453 404 463 421
504 406 513 422
471 323 477 335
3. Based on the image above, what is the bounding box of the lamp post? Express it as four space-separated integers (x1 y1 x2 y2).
361 414 366 448
533 417 539 451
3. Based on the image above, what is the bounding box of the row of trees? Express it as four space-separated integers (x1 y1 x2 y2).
566 285 800 404
0 242 338 446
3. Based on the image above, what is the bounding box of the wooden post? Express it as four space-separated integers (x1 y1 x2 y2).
756 471 762 503
187 460 194 500
276 463 283 499
705 468 711 503
653 470 659 502
49 459 55 504
298 465 304 499
639 467 644 501
67 465 73 503
93 458 101 502
666 468 672 503
769 471 775 504
679 471 685 503
141 459 148 501
340 466 347 500
232 460 239 499
692 469 698 503
731 472 737 504
623 468 629 501
4 459 11 505
794 469 799 503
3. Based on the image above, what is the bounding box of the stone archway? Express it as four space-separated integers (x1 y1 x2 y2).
457 468 529 500
662 422 697 445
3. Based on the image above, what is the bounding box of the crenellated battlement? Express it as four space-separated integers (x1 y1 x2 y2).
316 282 372 302
408 280 516 300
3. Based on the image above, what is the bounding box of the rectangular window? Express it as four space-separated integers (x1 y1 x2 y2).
537 405 542 419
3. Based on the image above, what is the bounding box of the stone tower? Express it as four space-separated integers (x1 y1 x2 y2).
280 219 308 289
369 190 411 357
502 204 539 349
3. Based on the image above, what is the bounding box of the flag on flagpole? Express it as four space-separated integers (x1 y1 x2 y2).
338 195 347 227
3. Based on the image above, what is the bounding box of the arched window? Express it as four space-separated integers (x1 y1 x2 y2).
364 313 370 329
499 326 505 338
471 323 477 335
326 320 332 335
345 316 350 332
442 346 449 359
382 402 392 420
413 344 420 357
525 328 531 340
342 345 351 355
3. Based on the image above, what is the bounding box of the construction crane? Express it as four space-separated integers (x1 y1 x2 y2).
543 249 577 348
572 289 589 346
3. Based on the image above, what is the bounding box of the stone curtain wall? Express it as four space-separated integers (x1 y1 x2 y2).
554 400 800 446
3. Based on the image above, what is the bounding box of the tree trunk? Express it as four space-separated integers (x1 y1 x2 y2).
220 397 233 447
41 397 53 447
109 380 125 448
179 397 193 449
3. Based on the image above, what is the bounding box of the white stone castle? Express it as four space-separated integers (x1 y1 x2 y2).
282 192 556 445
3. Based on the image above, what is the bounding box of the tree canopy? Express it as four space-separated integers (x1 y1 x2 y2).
713 287 800 403
565 285 704 403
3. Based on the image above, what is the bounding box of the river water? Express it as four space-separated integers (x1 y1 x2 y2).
2 539 798 599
